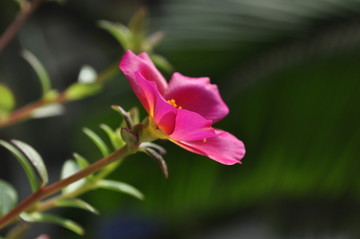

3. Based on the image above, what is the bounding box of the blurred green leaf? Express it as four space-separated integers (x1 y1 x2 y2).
65 83 102 101
5 223 29 239
96 179 144 200
151 54 174 73
128 8 147 37
11 140 48 187
98 20 133 50
54 198 98 215
22 50 51 97
20 212 84 235
100 124 125 149
83 127 110 157
0 84 15 119
0 180 18 217
0 140 39 191
11 0 25 8
60 160 85 194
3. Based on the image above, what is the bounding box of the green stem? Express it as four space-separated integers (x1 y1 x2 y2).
0 145 134 229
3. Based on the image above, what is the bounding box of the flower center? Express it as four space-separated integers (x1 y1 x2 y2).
167 99 182 109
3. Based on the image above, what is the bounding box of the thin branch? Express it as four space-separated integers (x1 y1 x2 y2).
0 93 67 128
0 145 133 229
0 0 45 52
0 62 119 129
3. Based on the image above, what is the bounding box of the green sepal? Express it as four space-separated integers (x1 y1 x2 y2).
83 127 110 157
0 180 18 217
121 128 139 147
54 198 99 215
20 212 84 235
96 179 144 200
22 50 51 97
144 147 169 178
0 140 39 191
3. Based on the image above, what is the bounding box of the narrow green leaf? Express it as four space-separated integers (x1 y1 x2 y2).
96 179 144 200
0 180 18 217
65 83 102 101
83 127 110 157
11 140 48 187
21 212 84 235
0 140 39 191
73 153 89 169
60 160 85 194
0 84 15 119
98 20 133 50
100 124 125 149
22 50 51 96
54 198 99 215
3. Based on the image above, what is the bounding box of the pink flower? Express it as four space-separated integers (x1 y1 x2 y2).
119 50 245 165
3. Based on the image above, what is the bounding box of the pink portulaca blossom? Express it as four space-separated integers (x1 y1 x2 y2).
120 50 245 165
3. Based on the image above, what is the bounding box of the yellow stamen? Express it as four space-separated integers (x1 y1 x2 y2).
167 99 182 109
203 138 207 143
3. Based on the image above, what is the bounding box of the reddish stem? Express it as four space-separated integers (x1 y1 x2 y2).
0 145 132 229
0 0 45 52
0 93 67 128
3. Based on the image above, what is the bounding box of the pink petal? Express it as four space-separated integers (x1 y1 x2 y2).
133 72 177 135
166 73 229 123
169 109 216 141
120 50 168 95
174 129 245 165
131 72 156 114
